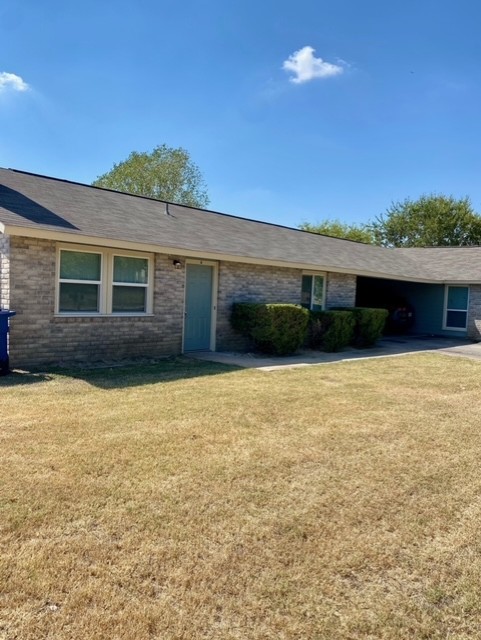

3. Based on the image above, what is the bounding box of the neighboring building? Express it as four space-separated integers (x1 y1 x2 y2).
0 168 480 367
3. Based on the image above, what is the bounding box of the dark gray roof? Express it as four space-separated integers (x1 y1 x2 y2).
1 168 480 282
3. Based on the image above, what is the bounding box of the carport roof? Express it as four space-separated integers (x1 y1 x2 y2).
0 168 480 283
395 247 481 283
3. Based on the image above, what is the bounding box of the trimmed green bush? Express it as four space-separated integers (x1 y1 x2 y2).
231 303 309 355
337 307 388 347
230 302 266 338
308 310 355 352
351 307 388 347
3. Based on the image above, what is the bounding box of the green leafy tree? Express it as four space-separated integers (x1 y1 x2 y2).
299 219 375 244
93 144 209 208
371 194 481 247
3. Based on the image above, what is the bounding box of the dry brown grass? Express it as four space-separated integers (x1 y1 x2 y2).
2 354 481 639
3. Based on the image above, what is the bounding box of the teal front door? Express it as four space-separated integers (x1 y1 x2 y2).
184 263 214 351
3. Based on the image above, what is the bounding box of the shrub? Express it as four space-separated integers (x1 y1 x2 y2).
348 307 389 347
231 303 309 355
230 302 266 339
308 310 355 352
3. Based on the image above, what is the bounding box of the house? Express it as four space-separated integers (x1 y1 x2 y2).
0 168 480 368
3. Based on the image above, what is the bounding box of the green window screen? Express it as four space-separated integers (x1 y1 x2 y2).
301 275 312 308
447 286 468 311
112 286 146 313
113 256 148 284
60 251 101 281
59 283 99 312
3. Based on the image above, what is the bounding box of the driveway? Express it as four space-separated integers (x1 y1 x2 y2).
189 336 481 371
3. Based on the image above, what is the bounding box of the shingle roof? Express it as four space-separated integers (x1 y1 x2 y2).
1 168 480 283
394 247 481 282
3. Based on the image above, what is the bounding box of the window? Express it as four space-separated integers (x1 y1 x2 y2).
57 246 152 315
112 256 149 313
301 274 325 311
59 250 101 312
444 285 469 330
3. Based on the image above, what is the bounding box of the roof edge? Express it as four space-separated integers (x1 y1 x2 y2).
3 223 445 283
2 167 377 247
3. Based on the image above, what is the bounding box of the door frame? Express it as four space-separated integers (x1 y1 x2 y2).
182 259 218 352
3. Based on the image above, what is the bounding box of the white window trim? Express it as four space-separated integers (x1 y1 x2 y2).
443 284 469 331
56 244 154 316
110 251 152 315
302 272 326 310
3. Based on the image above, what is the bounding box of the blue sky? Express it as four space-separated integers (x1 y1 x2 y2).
1 0 481 228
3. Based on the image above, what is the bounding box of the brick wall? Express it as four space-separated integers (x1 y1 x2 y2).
9 237 185 367
0 232 10 309
326 272 357 308
7 236 361 366
216 261 301 351
216 267 357 351
468 285 481 341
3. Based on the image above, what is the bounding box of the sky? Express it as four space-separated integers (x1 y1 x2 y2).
2 0 481 228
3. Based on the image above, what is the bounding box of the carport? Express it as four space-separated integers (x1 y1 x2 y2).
356 276 468 338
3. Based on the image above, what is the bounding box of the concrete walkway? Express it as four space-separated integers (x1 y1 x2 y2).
189 336 481 371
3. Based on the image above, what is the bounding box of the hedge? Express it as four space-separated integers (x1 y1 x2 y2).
332 306 389 348
231 303 387 355
350 307 388 347
308 310 355 352
231 303 309 355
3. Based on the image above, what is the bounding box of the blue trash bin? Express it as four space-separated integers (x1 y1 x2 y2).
0 310 16 376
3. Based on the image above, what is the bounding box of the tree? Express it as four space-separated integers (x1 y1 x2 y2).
299 219 375 244
371 194 481 247
93 144 209 208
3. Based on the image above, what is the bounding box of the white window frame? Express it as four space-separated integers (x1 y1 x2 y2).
443 284 469 331
58 247 103 314
301 272 326 311
56 244 154 316
110 251 152 315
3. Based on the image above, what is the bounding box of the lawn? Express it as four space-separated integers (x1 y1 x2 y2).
2 354 481 639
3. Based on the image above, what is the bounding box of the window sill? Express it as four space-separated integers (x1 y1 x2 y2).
54 313 155 318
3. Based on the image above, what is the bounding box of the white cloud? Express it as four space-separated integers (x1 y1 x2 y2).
0 72 29 93
282 46 343 84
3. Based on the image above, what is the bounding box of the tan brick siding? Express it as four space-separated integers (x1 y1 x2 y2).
9 237 185 367
216 261 302 351
216 264 357 351
0 232 10 309
468 285 481 341
326 272 357 309
7 236 360 366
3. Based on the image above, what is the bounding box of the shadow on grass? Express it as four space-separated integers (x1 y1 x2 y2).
2 358 242 390
0 370 54 387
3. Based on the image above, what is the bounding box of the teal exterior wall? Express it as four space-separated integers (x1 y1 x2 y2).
356 277 468 338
